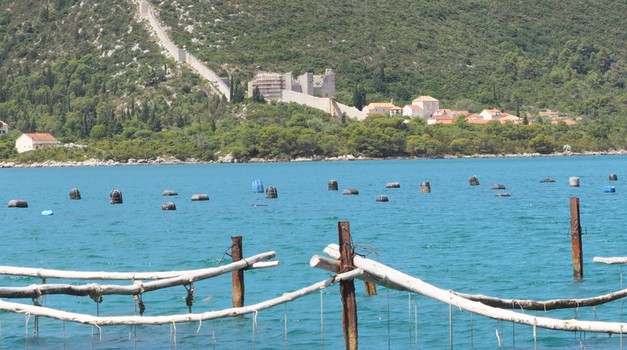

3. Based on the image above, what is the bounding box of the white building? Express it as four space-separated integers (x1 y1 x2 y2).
363 102 400 116
411 96 440 118
402 105 422 118
15 133 60 153
480 109 503 120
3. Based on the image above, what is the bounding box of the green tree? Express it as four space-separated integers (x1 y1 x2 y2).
529 134 555 154
352 85 366 111
251 86 265 103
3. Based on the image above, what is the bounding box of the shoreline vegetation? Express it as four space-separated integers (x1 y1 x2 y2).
1 150 625 168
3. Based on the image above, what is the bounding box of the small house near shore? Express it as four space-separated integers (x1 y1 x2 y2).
15 133 60 153
0 120 8 134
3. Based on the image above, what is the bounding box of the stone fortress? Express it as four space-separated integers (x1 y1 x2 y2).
247 69 336 100
137 0 365 119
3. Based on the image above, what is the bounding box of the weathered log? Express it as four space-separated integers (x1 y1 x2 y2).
0 252 277 299
312 253 627 311
323 244 627 334
0 269 363 326
570 197 583 280
338 221 358 350
593 257 627 265
451 289 627 311
0 253 277 280
231 236 244 308
310 255 404 290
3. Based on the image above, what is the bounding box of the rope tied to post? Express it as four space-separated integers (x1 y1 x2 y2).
184 283 194 313
133 293 146 316
90 284 104 303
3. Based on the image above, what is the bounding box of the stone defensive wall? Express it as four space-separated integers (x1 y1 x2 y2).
138 0 230 100
137 1 364 118
280 90 367 120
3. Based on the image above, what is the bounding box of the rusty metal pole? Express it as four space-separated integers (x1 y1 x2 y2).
231 236 244 308
570 197 583 281
338 221 358 350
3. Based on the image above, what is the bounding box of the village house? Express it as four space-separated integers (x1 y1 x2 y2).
500 113 523 124
464 110 523 124
402 104 422 118
363 102 402 116
427 114 453 125
15 133 61 153
410 96 440 118
433 109 470 119
0 120 8 134
480 109 504 120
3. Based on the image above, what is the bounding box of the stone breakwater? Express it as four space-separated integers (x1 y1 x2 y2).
0 150 625 168
0 157 195 168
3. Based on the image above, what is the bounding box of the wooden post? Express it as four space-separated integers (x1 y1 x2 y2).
570 198 583 281
364 281 377 296
231 236 244 308
338 221 358 350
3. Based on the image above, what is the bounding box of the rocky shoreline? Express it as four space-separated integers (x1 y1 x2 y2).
0 150 625 168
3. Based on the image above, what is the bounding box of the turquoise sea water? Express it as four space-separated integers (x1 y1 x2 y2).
0 155 625 349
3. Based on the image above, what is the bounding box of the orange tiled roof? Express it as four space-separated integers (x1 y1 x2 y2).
25 133 58 141
405 105 422 110
466 119 492 124
366 102 397 108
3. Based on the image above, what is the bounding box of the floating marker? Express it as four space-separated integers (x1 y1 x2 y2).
191 194 209 201
469 176 480 186
375 195 389 202
609 174 618 181
569 177 580 187
342 188 359 195
69 188 81 200
491 184 506 190
161 202 176 210
162 190 178 196
110 190 123 204
604 186 616 193
420 181 431 193
8 200 28 208
253 179 264 193
41 210 54 216
328 180 338 191
540 178 556 183
495 193 511 197
385 182 400 188
266 186 278 199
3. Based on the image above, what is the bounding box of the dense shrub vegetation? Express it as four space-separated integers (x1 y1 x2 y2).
0 0 625 162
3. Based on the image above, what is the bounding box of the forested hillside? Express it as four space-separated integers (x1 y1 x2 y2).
0 0 625 162
157 0 626 115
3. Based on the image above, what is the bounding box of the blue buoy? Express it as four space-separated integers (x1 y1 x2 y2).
41 210 54 216
604 186 616 193
252 179 264 193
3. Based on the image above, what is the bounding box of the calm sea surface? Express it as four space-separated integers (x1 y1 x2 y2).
0 156 625 349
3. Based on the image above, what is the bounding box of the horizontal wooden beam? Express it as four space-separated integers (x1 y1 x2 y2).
0 269 363 326
0 252 277 281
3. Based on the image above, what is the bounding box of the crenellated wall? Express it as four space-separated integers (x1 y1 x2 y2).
137 0 230 100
